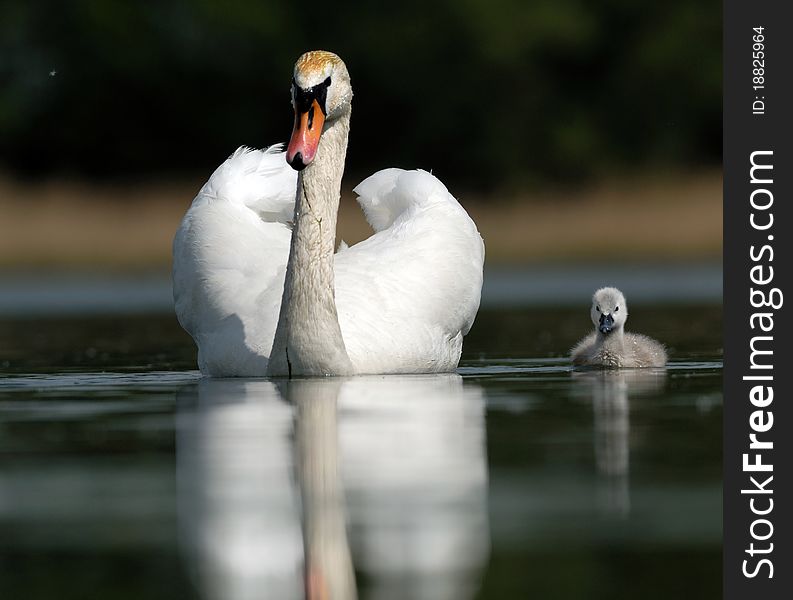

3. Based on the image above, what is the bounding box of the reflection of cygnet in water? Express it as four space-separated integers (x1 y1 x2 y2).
572 369 666 516
176 374 489 600
571 287 667 368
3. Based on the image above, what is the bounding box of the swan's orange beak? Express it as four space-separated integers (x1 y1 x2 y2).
286 99 325 170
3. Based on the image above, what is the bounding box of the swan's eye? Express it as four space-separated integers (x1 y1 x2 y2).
615 306 619 312
596 306 600 312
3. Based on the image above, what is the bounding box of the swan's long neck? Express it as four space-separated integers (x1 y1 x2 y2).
268 110 354 376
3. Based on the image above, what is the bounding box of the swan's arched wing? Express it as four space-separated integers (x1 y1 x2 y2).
173 146 297 375
334 169 484 373
194 145 297 222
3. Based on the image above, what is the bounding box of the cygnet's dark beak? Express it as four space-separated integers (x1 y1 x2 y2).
599 313 614 334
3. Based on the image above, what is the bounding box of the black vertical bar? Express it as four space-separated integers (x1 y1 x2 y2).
724 1 792 598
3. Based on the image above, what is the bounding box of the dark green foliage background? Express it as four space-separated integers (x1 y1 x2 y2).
1 0 720 189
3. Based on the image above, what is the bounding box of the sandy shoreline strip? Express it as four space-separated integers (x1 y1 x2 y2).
0 170 721 269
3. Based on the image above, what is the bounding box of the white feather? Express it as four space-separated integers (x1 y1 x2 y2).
174 152 484 376
173 147 297 376
336 168 484 373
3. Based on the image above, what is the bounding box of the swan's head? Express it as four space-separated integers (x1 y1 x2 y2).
286 51 352 170
590 287 627 335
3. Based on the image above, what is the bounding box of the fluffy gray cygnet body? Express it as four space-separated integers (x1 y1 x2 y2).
571 287 667 368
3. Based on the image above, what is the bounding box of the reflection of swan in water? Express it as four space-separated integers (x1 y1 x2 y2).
176 374 489 600
176 380 303 599
338 376 489 600
288 379 357 600
571 369 666 516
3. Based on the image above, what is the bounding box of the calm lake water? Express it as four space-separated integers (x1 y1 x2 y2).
0 266 722 599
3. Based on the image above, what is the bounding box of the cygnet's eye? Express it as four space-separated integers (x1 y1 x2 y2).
615 306 619 312
596 306 600 312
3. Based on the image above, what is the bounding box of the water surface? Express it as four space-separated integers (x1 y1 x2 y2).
0 291 722 599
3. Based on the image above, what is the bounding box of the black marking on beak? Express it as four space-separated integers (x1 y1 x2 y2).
288 152 307 171
292 75 331 116
599 313 614 334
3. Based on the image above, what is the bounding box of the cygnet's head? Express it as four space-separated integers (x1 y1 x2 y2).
590 287 628 334
286 51 353 170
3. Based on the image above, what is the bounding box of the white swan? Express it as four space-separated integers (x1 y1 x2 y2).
570 287 667 368
173 51 484 377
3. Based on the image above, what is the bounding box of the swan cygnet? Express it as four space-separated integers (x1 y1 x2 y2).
570 287 667 368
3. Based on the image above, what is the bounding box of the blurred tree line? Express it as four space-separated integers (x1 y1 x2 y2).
1 0 720 191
